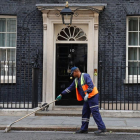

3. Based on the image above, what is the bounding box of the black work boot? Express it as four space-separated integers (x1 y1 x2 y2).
94 129 107 134
75 129 88 134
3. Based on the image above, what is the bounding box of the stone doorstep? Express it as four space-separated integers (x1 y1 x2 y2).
53 106 82 111
35 110 82 116
0 109 140 117
0 109 35 116
35 110 140 118
1 125 140 133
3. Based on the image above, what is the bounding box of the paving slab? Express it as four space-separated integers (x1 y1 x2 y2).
0 116 140 132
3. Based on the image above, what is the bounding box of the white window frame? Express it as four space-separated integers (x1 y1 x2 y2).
0 15 17 83
125 16 140 83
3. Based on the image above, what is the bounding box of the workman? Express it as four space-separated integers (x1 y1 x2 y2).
56 67 106 134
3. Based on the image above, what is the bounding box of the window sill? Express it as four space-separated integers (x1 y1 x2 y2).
0 76 16 84
124 76 140 84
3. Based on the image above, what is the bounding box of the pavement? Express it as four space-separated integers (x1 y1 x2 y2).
1 114 140 133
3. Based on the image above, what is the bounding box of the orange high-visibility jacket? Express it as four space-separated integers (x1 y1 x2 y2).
75 73 98 101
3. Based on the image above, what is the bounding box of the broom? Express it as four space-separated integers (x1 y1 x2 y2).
5 100 56 133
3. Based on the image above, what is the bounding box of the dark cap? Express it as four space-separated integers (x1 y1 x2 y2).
70 66 78 75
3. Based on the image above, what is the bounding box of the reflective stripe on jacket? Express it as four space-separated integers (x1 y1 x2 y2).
75 73 98 101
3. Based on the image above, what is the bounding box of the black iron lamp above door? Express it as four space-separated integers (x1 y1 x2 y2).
60 1 74 25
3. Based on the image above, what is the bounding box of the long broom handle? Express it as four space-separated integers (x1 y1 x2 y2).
13 100 57 124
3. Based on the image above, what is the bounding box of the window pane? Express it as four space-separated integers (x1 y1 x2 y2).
129 17 138 31
63 15 71 25
75 31 87 41
77 36 87 41
1 63 5 76
0 18 6 32
0 62 16 76
139 48 140 60
0 33 6 47
9 62 16 76
128 62 138 75
6 33 16 47
139 62 140 75
129 32 138 45
0 49 6 61
139 18 140 31
7 49 15 61
139 32 140 45
128 48 137 60
74 28 80 37
7 18 16 32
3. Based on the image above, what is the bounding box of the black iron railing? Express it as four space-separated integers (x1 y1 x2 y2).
0 59 139 110
99 64 140 110
0 60 39 109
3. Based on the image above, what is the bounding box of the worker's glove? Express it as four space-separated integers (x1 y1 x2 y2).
84 93 89 102
56 94 62 101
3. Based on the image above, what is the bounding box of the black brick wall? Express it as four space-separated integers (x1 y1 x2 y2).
0 0 140 107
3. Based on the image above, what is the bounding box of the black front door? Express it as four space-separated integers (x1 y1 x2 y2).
55 44 87 105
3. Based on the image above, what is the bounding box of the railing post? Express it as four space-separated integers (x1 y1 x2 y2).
99 61 102 109
32 67 39 108
32 49 39 108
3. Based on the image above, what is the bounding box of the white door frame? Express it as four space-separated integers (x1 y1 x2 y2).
36 4 105 110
